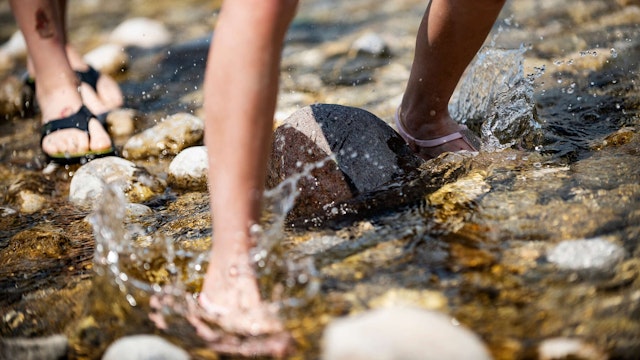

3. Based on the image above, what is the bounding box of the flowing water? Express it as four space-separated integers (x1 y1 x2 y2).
1 0 640 359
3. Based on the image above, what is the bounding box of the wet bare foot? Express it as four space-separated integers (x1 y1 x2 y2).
150 283 290 358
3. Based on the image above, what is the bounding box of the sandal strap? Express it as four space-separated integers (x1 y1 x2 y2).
394 108 471 148
76 66 101 92
41 105 95 144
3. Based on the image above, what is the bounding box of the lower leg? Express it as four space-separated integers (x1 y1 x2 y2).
399 0 505 155
25 0 123 111
10 0 111 156
200 0 298 339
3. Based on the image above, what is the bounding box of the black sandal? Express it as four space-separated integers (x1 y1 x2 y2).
22 66 111 118
40 105 117 165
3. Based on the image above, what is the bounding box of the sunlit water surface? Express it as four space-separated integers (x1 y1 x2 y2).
1 0 639 359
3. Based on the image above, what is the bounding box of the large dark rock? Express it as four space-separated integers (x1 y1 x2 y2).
267 104 422 225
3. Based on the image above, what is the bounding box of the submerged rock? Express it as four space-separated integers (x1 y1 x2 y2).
0 335 68 360
538 337 607 360
322 306 491 360
0 225 72 267
122 112 204 159
69 156 165 209
546 237 626 271
5 173 53 214
102 335 189 360
267 103 422 222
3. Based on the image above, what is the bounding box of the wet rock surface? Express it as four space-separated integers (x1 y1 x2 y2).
122 112 204 159
268 104 422 222
69 157 165 209
1 0 639 360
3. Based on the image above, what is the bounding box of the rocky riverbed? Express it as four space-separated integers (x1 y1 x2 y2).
1 0 639 359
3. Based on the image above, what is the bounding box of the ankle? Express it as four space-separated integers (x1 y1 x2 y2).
37 85 83 122
398 105 455 140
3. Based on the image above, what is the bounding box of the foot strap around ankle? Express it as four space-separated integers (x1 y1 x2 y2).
76 66 101 92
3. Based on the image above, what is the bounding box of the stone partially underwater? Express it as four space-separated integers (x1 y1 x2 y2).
2 0 640 359
267 103 425 226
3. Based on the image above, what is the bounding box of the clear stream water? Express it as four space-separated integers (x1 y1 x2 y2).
1 0 639 359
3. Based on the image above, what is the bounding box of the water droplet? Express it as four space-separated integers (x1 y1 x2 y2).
126 294 137 307
107 251 119 264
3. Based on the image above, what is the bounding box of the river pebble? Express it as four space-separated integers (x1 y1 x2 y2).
538 337 607 360
125 203 153 218
108 17 172 48
105 108 138 137
0 75 24 117
122 112 204 159
168 146 209 191
322 306 491 360
69 157 165 209
0 335 68 360
102 335 189 360
0 31 26 60
83 43 128 75
351 32 389 56
546 237 626 271
11 191 46 214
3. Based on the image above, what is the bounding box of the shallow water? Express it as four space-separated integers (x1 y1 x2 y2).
1 0 640 359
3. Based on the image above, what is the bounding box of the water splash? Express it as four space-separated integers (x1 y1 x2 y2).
89 156 334 312
449 45 543 152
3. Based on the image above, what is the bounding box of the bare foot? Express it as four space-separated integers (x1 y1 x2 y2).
150 285 291 358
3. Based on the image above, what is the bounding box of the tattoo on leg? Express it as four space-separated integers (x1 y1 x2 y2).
35 9 54 38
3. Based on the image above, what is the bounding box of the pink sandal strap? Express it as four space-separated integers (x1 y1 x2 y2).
394 108 477 150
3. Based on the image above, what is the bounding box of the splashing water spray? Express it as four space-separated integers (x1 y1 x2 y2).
89 155 333 318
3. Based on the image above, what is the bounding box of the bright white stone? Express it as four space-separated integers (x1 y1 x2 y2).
69 157 164 208
0 31 26 57
322 307 492 360
109 18 172 48
102 335 189 360
352 32 388 56
169 146 208 179
547 237 625 270
83 43 128 74
538 337 606 360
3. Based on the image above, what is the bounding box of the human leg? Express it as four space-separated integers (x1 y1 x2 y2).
24 0 124 113
10 0 113 160
398 0 506 159
192 0 298 356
